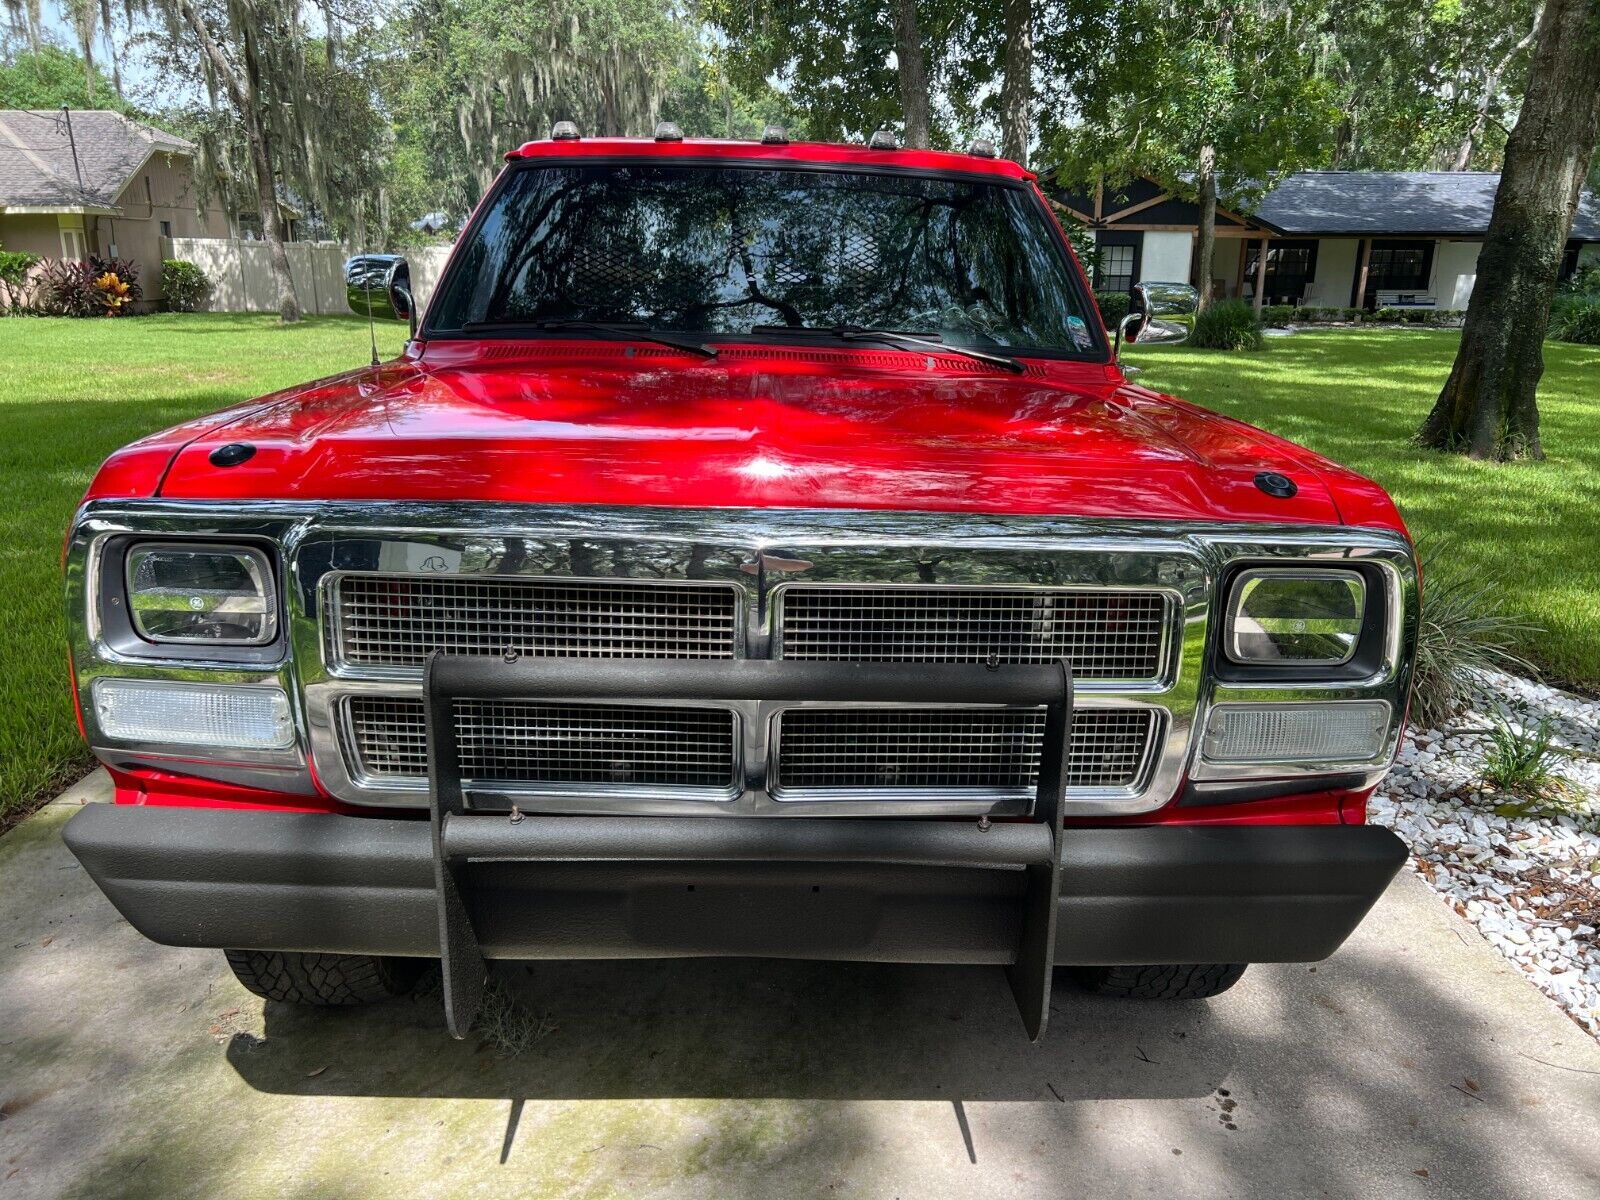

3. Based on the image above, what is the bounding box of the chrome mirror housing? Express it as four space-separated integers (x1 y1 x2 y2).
345 254 417 336
1116 281 1199 363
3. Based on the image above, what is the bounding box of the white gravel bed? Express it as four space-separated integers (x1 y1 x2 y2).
1368 669 1600 1038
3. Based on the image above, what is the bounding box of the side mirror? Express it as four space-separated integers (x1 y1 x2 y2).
1116 281 1199 362
345 254 417 337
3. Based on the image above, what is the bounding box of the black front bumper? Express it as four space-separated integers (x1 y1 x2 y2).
64 653 1409 1041
63 805 1405 1000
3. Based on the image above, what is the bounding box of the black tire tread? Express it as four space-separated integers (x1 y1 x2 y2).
224 950 418 1006
1068 962 1248 1000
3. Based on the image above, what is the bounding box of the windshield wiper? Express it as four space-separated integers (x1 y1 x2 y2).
461 318 718 359
750 324 1024 374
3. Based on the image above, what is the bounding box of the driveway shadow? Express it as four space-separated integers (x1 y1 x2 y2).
228 957 1234 1103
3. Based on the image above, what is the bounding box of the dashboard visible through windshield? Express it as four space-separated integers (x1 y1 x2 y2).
426 162 1102 358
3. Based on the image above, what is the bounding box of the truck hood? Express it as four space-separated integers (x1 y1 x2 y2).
113 341 1393 527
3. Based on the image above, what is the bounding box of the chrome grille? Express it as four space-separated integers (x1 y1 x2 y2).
333 576 739 668
774 707 1159 795
777 586 1168 681
344 696 737 791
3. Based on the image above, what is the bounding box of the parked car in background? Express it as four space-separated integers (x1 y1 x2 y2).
63 127 1414 1041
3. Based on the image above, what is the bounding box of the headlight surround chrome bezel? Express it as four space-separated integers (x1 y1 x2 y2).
89 533 289 666
124 541 279 647
1224 566 1367 668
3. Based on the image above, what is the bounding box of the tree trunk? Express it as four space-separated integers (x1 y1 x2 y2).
1195 143 1217 313
1000 0 1032 165
892 0 931 148
175 0 301 322
241 25 302 323
1418 0 1600 459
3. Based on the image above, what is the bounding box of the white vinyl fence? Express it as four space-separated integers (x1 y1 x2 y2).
163 238 453 316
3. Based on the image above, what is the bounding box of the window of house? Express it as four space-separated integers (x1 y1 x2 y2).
1096 244 1135 292
160 220 173 239
59 227 86 261
1243 239 1319 305
1558 242 1581 282
1364 239 1434 307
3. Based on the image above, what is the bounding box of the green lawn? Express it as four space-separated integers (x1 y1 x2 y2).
1127 327 1600 689
0 314 406 825
2 317 1597 824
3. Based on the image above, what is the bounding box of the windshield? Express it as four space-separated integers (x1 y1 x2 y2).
427 162 1101 356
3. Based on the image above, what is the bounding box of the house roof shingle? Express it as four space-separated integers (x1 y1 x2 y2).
1255 171 1600 240
0 109 194 213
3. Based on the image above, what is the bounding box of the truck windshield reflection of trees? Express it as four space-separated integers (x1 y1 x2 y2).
433 165 1093 354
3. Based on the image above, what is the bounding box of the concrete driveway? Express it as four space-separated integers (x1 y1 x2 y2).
3 775 1600 1200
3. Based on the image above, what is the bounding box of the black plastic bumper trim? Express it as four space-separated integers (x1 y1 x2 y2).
63 806 1405 976
423 654 1073 1042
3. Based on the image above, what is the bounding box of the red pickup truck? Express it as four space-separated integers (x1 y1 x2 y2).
62 128 1414 1040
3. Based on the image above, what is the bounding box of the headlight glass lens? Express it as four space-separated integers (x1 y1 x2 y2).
126 544 276 644
1225 569 1365 665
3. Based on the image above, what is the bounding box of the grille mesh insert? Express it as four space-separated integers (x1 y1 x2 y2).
776 707 1157 793
778 586 1167 680
334 576 738 668
341 699 1157 795
345 696 737 790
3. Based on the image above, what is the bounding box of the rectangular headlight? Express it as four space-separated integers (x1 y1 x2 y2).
1202 701 1390 765
92 679 295 751
1226 569 1365 665
125 543 276 645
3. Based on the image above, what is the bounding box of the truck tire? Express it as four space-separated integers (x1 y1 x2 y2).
1065 963 1248 1000
224 949 423 1006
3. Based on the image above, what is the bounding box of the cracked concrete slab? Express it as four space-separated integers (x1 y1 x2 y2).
3 771 1599 1198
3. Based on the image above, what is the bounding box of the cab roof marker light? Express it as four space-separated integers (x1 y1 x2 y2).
653 121 684 142
760 124 789 145
969 138 997 158
868 129 899 150
550 121 580 141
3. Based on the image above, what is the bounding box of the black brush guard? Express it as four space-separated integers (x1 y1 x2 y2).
424 653 1074 1042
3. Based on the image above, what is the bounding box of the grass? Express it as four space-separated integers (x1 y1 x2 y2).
1482 713 1562 799
0 313 406 825
1128 328 1600 689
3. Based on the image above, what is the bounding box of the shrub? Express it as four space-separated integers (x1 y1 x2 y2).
35 255 142 317
1551 295 1600 345
1409 545 1540 730
34 259 99 316
161 258 212 312
1559 262 1600 297
1094 289 1131 326
1189 299 1263 350
0 244 40 313
1259 304 1296 327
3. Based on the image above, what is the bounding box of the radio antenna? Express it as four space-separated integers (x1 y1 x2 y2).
361 202 380 369
365 265 380 369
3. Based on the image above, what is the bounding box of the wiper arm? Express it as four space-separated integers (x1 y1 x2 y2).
750 323 1024 374
461 318 718 359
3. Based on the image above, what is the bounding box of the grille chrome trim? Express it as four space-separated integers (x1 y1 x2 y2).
342 694 741 799
329 574 741 674
69 499 1421 816
774 583 1173 684
770 704 1162 801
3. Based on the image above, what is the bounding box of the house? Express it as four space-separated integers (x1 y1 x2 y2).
0 109 231 306
1046 170 1600 311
